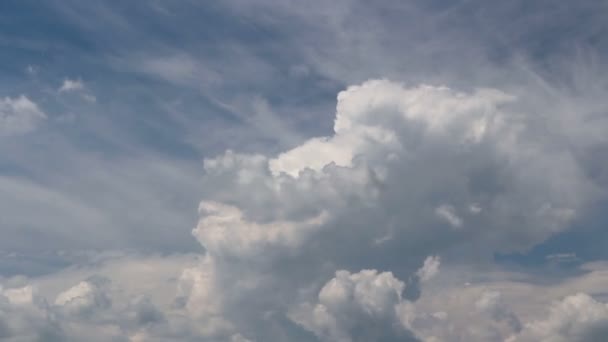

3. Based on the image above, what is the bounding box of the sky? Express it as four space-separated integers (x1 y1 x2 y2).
1 1 608 341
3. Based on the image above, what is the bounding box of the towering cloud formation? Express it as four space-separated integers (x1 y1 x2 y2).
1 79 607 341
175 80 606 340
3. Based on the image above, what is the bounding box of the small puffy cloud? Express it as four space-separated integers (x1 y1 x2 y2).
0 95 46 136
58 78 97 103
58 78 85 93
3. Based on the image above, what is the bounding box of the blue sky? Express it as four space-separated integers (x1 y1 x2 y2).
1 1 608 341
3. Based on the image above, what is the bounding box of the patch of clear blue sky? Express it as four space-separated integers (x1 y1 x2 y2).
0 0 340 157
496 199 608 269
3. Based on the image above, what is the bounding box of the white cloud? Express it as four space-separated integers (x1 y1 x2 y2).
515 293 608 342
417 256 441 283
2 285 37 306
0 284 65 340
289 269 418 341
200 80 596 262
435 205 463 229
172 79 605 340
0 254 199 341
54 277 111 316
398 260 608 342
57 78 98 103
59 78 85 93
1 1 606 340
1 77 606 341
0 95 46 136
193 201 328 260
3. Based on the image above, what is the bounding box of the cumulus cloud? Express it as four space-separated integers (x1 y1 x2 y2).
1 77 607 341
515 293 608 342
2 1 606 341
289 269 418 342
4 258 608 342
398 258 608 342
0 274 174 341
193 201 328 260
408 284 552 342
410 288 608 342
0 284 65 341
171 79 606 340
199 80 599 266
0 95 46 136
